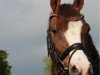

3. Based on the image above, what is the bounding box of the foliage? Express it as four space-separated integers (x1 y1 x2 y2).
0 50 12 75
43 56 52 75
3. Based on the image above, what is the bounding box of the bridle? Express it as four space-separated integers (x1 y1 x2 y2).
47 13 90 74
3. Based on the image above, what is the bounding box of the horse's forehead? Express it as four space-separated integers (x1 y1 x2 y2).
50 16 85 33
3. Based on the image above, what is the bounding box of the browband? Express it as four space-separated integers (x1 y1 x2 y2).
50 14 84 21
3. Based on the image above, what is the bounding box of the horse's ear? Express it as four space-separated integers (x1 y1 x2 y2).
73 0 84 12
50 0 61 13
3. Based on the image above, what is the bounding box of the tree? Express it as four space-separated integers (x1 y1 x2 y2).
43 56 52 75
0 50 12 75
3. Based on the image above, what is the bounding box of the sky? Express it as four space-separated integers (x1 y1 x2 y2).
0 0 99 75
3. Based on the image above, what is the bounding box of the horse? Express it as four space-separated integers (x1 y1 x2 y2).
47 0 99 75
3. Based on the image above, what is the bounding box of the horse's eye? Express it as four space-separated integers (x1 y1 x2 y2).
51 28 58 34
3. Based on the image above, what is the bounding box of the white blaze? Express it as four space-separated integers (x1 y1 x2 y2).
64 20 91 74
65 20 82 46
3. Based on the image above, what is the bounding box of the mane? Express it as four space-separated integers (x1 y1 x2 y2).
59 4 81 18
83 32 99 60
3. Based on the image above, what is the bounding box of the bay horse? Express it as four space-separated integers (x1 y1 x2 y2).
47 0 99 75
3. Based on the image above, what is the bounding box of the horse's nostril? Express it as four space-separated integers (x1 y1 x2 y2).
71 65 79 73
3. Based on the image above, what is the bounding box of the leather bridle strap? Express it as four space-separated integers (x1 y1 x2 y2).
54 43 86 72
56 43 86 74
60 43 85 61
58 43 86 74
